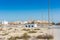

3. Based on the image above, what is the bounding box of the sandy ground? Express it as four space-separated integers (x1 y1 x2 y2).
0 26 59 40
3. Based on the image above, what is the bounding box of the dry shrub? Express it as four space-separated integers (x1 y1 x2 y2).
36 35 54 39
22 29 30 31
34 28 40 30
28 30 37 33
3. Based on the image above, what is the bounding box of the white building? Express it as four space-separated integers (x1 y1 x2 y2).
24 20 37 28
24 20 53 28
24 24 37 28
1 21 8 25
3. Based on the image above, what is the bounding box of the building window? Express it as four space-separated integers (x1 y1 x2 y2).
26 25 27 27
32 25 34 27
29 25 30 28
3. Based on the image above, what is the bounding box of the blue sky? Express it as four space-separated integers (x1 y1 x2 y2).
0 0 60 23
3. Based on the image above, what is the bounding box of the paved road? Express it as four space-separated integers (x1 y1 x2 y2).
54 29 60 40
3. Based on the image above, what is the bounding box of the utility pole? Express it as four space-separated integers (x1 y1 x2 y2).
48 0 50 26
41 12 44 27
47 0 54 40
47 0 50 40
